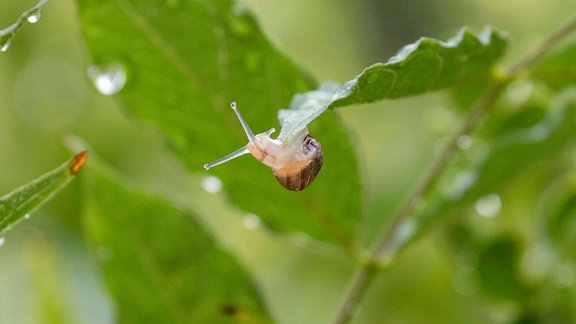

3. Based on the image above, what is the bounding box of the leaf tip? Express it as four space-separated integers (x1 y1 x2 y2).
69 151 88 175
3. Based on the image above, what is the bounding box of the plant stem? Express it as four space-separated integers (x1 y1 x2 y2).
332 13 576 324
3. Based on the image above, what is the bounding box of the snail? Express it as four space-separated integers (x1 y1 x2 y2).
204 102 323 191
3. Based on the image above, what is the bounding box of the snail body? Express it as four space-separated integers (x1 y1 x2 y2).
204 102 323 191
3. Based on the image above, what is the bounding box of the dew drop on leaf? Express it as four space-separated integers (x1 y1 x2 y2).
242 213 261 230
27 9 42 24
475 193 501 218
0 237 4 247
87 62 127 96
385 218 418 257
444 169 478 200
506 79 533 105
24 213 31 220
1 38 11 52
201 175 222 193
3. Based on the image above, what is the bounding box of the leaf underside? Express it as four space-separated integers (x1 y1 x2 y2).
277 28 508 142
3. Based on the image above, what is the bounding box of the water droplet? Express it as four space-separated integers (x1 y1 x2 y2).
1 38 11 52
27 10 42 24
0 237 5 247
242 213 261 230
396 218 417 241
475 193 501 218
521 242 555 281
201 175 222 193
506 80 533 105
24 213 31 220
527 124 551 142
444 169 477 200
87 62 127 96
386 218 418 256
464 138 490 163
457 135 472 150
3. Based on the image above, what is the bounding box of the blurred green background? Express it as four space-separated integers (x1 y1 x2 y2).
1 0 576 323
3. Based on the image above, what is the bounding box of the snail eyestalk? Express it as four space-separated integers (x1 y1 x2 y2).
204 146 249 170
231 102 257 142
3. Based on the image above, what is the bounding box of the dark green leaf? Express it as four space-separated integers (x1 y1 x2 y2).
275 28 508 139
0 0 49 52
83 167 271 323
533 43 576 90
330 28 508 107
477 236 529 300
0 151 87 235
77 0 361 245
547 189 576 254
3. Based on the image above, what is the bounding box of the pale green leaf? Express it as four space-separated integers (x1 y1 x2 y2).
0 151 87 235
83 166 272 323
277 28 507 141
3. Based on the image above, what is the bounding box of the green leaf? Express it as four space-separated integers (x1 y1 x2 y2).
276 28 507 141
276 82 339 142
477 236 529 300
83 166 272 323
546 186 576 255
0 0 49 52
330 27 508 107
388 91 576 254
76 0 361 245
533 43 576 90
0 151 87 235
440 91 576 209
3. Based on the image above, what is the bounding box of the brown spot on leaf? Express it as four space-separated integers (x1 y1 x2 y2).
68 151 88 175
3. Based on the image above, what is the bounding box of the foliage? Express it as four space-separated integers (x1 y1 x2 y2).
0 152 86 235
2 1 576 323
83 166 271 323
0 0 48 52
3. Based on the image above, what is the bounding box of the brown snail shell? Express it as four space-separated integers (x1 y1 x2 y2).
273 135 323 191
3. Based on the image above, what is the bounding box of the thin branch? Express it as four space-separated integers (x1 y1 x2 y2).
507 13 576 76
372 83 505 261
332 262 378 324
332 13 576 324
